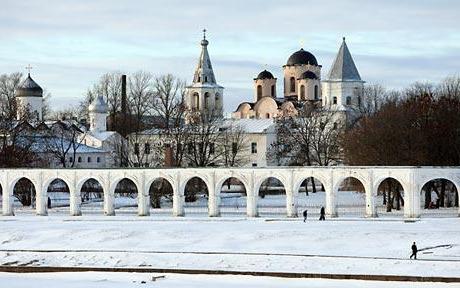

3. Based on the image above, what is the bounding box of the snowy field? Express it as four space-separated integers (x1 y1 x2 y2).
0 272 458 288
0 217 459 279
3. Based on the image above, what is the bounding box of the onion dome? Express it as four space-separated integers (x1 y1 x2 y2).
16 74 43 97
88 95 108 113
286 48 318 66
256 70 275 80
298 71 318 80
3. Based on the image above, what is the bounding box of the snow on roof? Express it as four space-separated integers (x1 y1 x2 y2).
137 118 275 136
25 136 109 154
222 118 275 133
87 131 117 142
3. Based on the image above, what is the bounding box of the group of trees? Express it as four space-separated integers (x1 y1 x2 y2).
343 76 460 209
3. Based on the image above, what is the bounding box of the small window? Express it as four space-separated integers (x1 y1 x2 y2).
197 76 201 82
134 143 140 155
78 157 82 163
346 96 352 105
314 85 319 100
232 142 237 154
205 76 208 82
87 157 91 163
266 113 270 118
251 142 257 154
333 97 337 105
252 163 257 167
271 85 275 97
209 143 215 154
358 96 361 106
257 85 262 100
300 85 305 100
69 157 73 163
215 93 219 101
144 143 151 155
290 77 295 92
97 157 101 163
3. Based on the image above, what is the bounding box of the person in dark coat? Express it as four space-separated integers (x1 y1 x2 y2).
319 206 325 221
410 242 418 259
302 209 308 222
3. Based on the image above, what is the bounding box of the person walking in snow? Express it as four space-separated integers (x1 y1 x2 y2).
302 209 308 222
410 242 418 259
319 206 325 221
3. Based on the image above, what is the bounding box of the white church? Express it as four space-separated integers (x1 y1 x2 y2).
13 74 122 168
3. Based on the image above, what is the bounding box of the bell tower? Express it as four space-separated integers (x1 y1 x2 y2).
185 30 224 121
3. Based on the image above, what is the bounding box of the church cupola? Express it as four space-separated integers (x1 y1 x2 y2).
254 69 277 101
185 29 224 121
88 95 108 133
282 47 322 99
15 70 44 121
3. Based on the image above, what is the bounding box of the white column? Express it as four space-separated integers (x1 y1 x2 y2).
404 182 420 219
325 184 338 218
138 187 150 216
2 184 13 216
104 184 115 216
208 184 220 217
36 187 48 216
286 185 298 218
69 186 82 216
173 184 184 217
246 189 258 217
365 181 377 218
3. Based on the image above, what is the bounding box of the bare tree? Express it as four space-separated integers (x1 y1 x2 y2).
128 71 154 131
221 122 248 167
43 121 85 167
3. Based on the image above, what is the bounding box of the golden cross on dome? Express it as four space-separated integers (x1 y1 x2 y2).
203 28 207 40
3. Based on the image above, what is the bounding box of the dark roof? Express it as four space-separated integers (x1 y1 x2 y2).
255 70 274 80
286 48 318 66
298 71 318 80
327 38 362 81
16 74 43 97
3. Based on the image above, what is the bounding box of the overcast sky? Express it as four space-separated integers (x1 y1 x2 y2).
0 0 459 113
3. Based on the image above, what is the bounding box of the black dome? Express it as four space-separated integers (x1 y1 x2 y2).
16 74 43 97
256 70 274 80
286 48 318 66
298 71 318 80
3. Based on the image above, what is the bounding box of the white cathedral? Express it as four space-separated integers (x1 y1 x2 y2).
184 33 365 123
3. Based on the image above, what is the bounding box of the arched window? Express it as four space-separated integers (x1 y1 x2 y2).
266 113 270 118
205 76 208 82
290 77 295 93
257 85 262 100
300 85 305 100
215 93 219 102
346 96 352 105
193 93 200 110
314 85 319 100
271 85 275 97
333 97 337 105
204 92 210 109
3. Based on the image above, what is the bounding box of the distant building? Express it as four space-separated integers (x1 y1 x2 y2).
13 74 123 168
232 37 364 125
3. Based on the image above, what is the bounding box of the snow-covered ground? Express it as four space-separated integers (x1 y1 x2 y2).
0 217 459 278
0 272 458 288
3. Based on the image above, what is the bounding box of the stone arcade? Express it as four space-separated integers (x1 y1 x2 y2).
1 167 459 219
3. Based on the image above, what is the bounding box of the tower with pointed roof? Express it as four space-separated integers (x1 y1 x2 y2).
322 37 364 109
15 73 44 121
185 30 224 121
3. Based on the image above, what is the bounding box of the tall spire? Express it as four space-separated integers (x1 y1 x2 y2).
192 29 217 85
327 37 362 81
